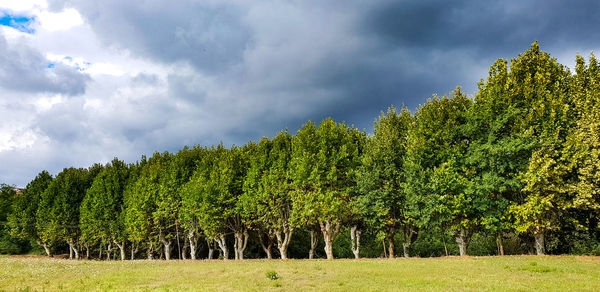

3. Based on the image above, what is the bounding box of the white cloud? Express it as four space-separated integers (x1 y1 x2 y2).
0 0 47 12
38 8 83 31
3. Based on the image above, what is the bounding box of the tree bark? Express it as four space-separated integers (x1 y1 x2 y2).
258 232 274 259
159 232 172 260
69 242 79 260
114 240 126 261
131 243 138 260
36 239 51 257
402 226 418 258
496 233 505 256
106 242 112 260
455 226 470 256
182 236 189 260
233 230 249 260
350 225 361 259
309 229 318 259
387 229 395 259
534 228 545 255
320 220 341 260
207 239 215 260
85 244 90 260
188 230 199 260
147 243 154 260
215 235 228 260
275 226 294 260
68 242 73 259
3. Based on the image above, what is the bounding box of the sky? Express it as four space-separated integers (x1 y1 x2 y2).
1 0 599 187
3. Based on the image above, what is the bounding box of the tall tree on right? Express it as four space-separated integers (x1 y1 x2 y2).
561 54 600 241
475 42 572 255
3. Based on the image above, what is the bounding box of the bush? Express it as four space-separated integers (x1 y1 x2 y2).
265 270 279 280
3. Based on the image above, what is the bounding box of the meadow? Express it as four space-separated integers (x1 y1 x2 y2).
1 255 599 291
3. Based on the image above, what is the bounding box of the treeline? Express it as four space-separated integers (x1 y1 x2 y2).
1 42 600 260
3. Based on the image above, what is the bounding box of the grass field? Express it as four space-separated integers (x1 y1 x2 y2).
1 255 600 291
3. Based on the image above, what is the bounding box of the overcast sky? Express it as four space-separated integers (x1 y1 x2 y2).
1 0 599 187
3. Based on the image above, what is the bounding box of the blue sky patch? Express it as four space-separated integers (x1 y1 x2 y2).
0 12 35 34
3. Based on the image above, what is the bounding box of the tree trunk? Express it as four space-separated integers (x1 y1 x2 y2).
258 232 274 259
159 232 172 260
68 242 73 259
275 226 294 260
309 229 318 259
402 243 410 258
496 234 505 256
455 226 470 256
131 243 138 260
402 226 418 258
534 228 545 255
176 224 181 260
215 235 228 260
182 236 189 260
114 240 126 261
37 240 51 257
106 242 112 260
320 220 341 260
85 244 90 260
382 239 387 258
350 225 361 259
72 244 79 260
147 243 154 260
207 239 215 260
163 242 171 260
233 230 249 260
387 230 395 259
188 231 199 260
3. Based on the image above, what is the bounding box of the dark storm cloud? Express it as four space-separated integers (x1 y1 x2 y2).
50 0 600 144
3 0 595 188
363 0 600 55
0 31 89 96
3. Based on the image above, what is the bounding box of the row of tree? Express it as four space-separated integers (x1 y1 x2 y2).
3 42 600 260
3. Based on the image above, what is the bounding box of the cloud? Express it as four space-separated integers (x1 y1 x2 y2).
3 0 600 186
0 31 89 95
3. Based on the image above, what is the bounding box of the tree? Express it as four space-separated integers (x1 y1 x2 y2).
80 158 129 260
241 131 296 259
184 144 251 260
37 167 92 259
357 106 415 258
497 42 572 255
124 153 170 259
291 118 364 259
8 171 53 256
405 88 475 256
154 146 205 260
183 146 227 259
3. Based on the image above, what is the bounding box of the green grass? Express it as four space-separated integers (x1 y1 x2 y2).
1 255 599 291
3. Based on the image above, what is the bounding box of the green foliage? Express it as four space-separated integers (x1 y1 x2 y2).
265 270 279 280
291 118 364 227
80 158 129 246
36 168 92 246
357 106 414 246
6 42 600 259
